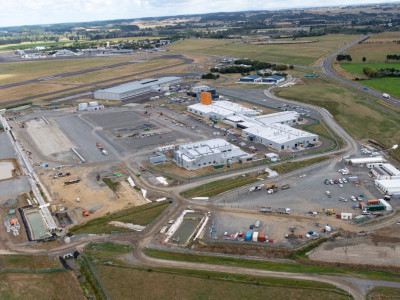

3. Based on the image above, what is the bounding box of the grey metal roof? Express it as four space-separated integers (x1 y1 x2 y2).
96 77 181 94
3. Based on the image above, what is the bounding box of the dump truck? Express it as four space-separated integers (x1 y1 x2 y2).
260 207 272 213
277 208 291 214
82 209 89 217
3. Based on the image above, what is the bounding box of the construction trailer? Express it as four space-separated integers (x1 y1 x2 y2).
252 231 259 242
245 231 252 241
378 199 392 211
341 212 353 220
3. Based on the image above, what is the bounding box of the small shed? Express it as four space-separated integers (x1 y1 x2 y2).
341 212 353 220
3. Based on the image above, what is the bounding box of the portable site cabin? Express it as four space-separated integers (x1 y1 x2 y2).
341 213 353 220
252 232 259 242
245 231 252 241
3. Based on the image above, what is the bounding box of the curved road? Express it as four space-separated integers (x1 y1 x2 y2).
321 34 400 107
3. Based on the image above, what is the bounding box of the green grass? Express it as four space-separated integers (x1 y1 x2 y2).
83 243 349 300
167 34 358 66
144 249 400 282
69 202 169 234
340 62 400 75
361 77 400 98
271 156 328 174
367 286 400 299
181 175 259 198
102 178 120 192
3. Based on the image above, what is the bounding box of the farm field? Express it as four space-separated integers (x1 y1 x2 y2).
275 78 400 154
336 31 400 98
167 34 358 65
340 63 400 75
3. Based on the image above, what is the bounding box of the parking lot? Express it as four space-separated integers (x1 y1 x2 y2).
210 211 334 246
216 158 390 215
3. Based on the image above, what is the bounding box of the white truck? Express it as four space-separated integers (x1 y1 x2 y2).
383 93 390 99
277 208 291 214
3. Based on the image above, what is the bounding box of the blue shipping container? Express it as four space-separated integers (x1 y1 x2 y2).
245 231 252 241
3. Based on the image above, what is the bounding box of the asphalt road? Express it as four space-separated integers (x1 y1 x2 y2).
321 34 400 107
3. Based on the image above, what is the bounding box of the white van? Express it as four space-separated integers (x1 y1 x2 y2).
383 93 390 99
255 220 260 228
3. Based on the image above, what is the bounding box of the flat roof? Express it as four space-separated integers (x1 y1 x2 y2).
243 124 317 144
188 103 233 117
349 157 385 164
381 163 400 176
256 111 299 125
212 101 258 115
376 179 400 188
96 76 181 94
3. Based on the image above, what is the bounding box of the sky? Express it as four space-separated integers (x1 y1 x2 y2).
0 0 398 27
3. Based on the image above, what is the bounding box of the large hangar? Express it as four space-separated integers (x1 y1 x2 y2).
94 77 182 101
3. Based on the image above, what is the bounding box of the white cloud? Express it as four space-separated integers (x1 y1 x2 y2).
0 0 398 27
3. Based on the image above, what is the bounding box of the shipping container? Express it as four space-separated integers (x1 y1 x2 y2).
252 232 259 242
348 176 358 182
258 232 266 242
367 199 379 205
245 231 252 241
379 199 392 211
365 204 385 211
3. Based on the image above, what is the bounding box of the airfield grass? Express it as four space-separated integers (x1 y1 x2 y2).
0 58 184 104
275 78 400 151
0 255 84 299
51 58 184 84
0 57 138 85
83 243 349 300
69 202 169 235
167 34 358 65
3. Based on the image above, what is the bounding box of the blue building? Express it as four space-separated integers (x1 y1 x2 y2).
238 75 262 83
262 75 285 84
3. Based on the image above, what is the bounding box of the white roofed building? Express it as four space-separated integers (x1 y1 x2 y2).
375 179 400 197
174 138 252 170
242 124 318 151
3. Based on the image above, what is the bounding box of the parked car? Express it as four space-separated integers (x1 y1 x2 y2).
357 197 363 201
342 178 347 183
338 179 343 184
334 179 339 184
339 184 343 188
339 197 347 202
350 196 357 202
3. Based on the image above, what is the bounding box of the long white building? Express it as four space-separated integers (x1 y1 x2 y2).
174 138 252 170
242 124 318 151
375 179 400 197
